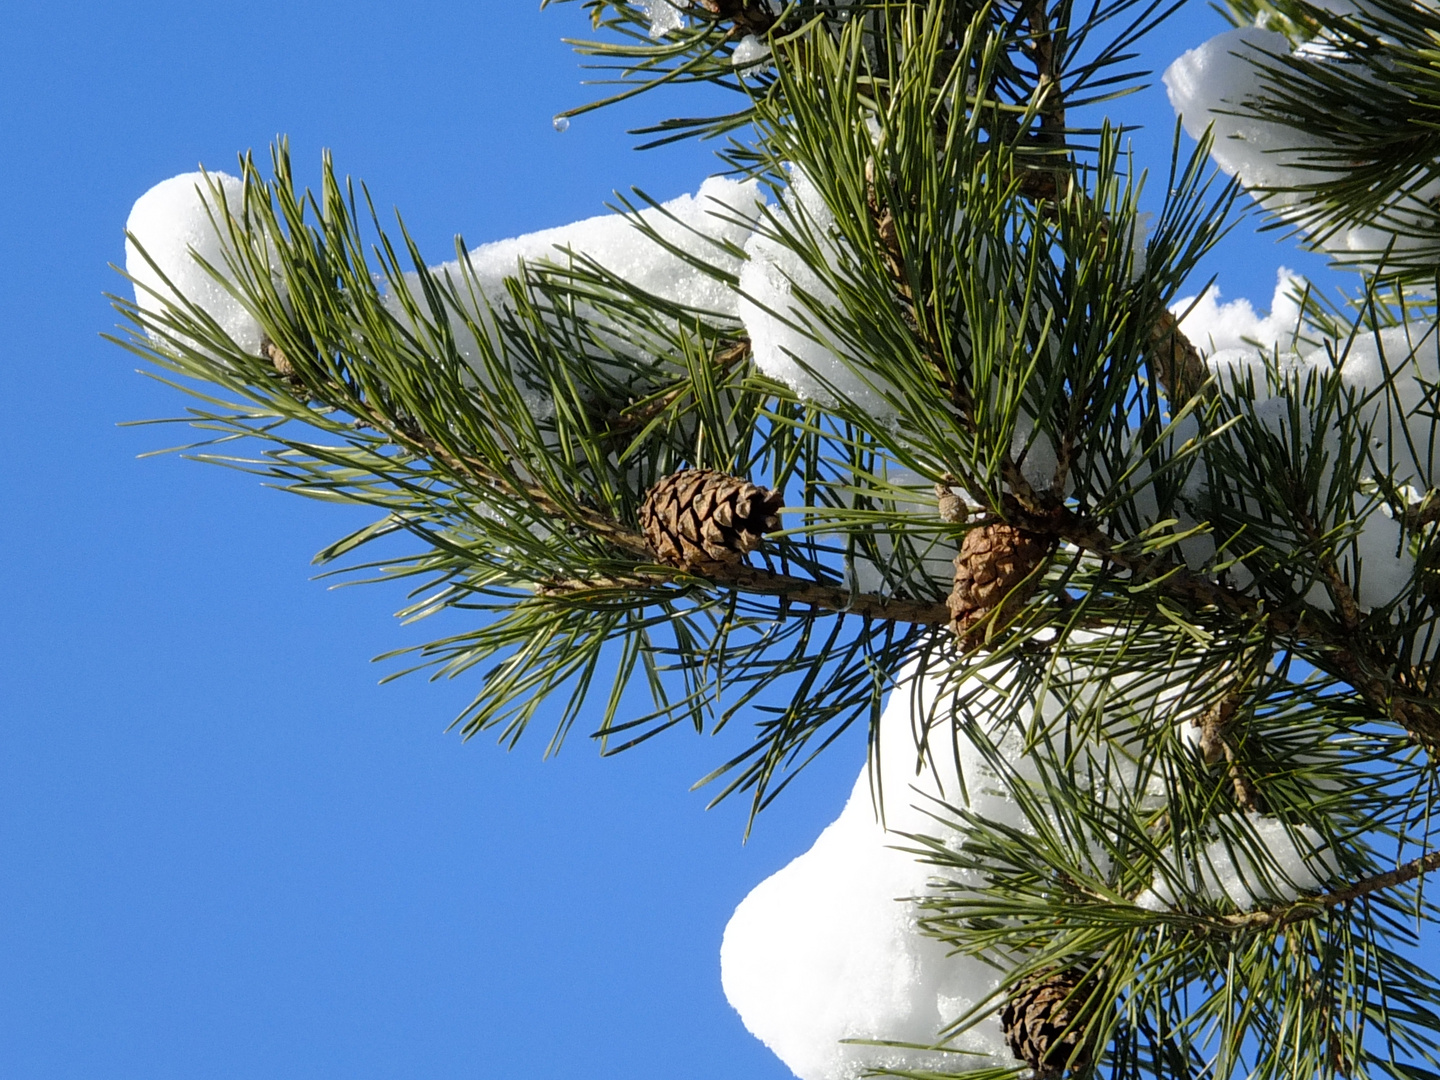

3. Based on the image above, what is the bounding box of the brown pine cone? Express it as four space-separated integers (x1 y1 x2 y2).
948 522 1050 642
1001 968 1100 1077
639 468 784 572
935 483 969 524
261 336 295 379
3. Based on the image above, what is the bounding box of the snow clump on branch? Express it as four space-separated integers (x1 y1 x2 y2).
721 653 1335 1080
1135 817 1334 912
412 175 763 322
125 171 271 356
1201 320 1436 613
640 0 686 37
721 660 1020 1080
383 175 765 415
126 171 766 420
739 167 897 418
1163 270 1429 613
1163 27 1440 263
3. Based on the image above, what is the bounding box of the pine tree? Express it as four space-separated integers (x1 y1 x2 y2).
111 1 1440 1078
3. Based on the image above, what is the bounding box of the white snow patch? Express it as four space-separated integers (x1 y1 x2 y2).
1171 268 1305 357
733 34 773 75
1193 321 1435 610
422 174 763 321
1128 211 1154 283
387 175 765 414
125 171 270 356
1164 27 1440 263
840 468 959 597
739 168 897 418
1164 29 1326 191
721 664 1021 1080
722 651 1183 1080
1136 816 1332 912
641 0 685 36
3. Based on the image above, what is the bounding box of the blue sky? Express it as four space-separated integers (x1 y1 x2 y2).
0 2 1343 1078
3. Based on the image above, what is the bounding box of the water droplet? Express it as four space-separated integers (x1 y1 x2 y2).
552 115 571 133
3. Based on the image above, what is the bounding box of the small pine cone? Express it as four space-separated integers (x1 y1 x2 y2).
936 483 968 524
260 335 296 379
948 522 1050 641
639 468 784 571
1002 968 1099 1077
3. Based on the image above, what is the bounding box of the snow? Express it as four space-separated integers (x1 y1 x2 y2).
721 662 1023 1080
722 652 1339 1079
1340 499 1412 606
1164 29 1326 192
417 174 763 323
841 468 959 597
738 169 1065 492
385 175 765 414
122 157 1386 1080
1136 816 1332 912
126 170 764 419
739 169 1067 494
640 0 685 37
720 649 1216 1080
1195 325 1431 612
1127 211 1154 283
732 34 772 75
1162 266 1430 611
125 171 268 356
1011 416 1062 493
1163 28 1440 263
739 168 897 417
1171 268 1305 356
1216 320 1440 502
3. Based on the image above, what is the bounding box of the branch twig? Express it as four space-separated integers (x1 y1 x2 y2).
1221 849 1440 933
539 566 954 625
1193 669 1265 814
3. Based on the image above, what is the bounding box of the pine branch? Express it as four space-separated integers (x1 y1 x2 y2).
322 344 957 625
1147 308 1209 405
540 565 954 624
1018 505 1440 748
607 337 752 434
1025 0 1065 152
1221 849 1440 934
1296 504 1365 633
1192 659 1266 813
114 5 1440 1067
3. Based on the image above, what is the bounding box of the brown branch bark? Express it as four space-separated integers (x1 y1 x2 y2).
540 565 954 625
1148 309 1209 406
695 0 781 37
1296 506 1364 632
1402 488 1440 529
1025 0 1065 150
1193 676 1265 814
1220 849 1440 934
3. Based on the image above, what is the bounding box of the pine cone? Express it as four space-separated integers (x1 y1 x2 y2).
948 522 1050 642
639 469 784 571
1002 968 1099 1077
260 335 296 379
935 483 969 525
